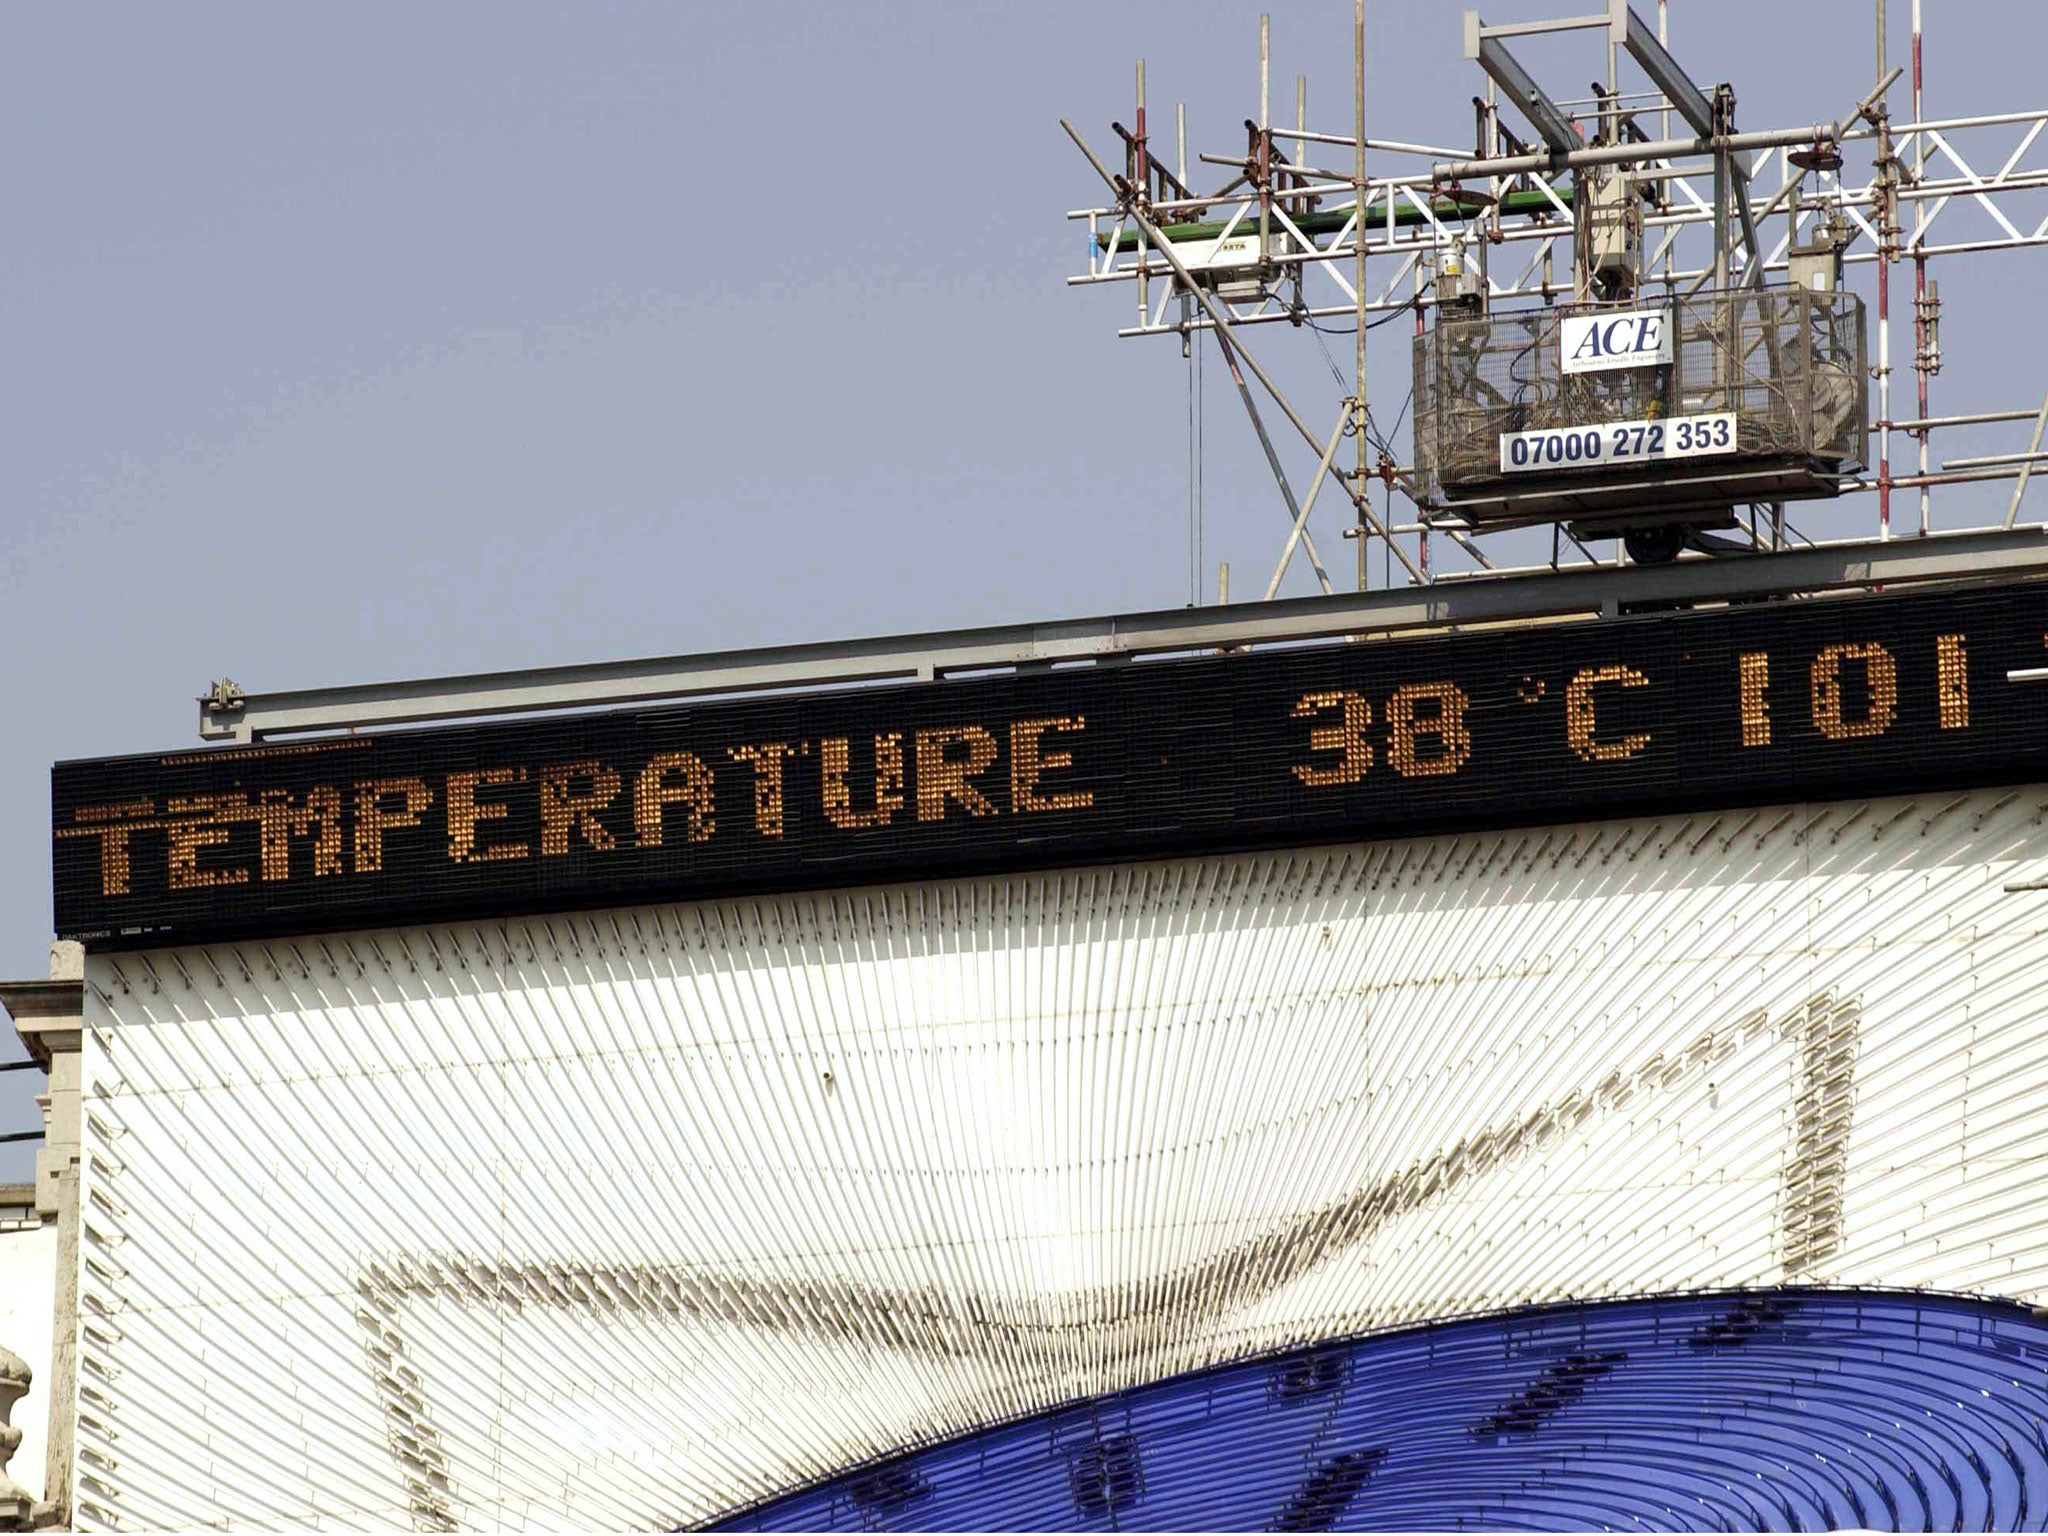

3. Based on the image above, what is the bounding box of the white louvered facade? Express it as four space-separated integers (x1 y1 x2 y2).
65 785 2048 1530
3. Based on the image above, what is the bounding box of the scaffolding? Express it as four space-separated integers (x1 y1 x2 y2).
1063 0 2048 591
184 1 2048 745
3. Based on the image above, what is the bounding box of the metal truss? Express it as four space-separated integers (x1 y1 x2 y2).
1070 109 2048 329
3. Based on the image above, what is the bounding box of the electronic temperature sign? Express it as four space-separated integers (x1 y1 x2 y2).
51 581 2048 947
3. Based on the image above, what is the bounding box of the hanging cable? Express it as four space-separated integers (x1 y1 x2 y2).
1187 321 1196 606
1311 325 1349 391
1362 389 1412 461
1305 307 1416 337
1188 319 1197 606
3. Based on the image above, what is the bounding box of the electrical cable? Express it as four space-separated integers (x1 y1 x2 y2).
1311 326 1349 391
1302 305 1417 337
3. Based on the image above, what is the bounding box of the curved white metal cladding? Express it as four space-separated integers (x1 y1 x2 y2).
66 786 2048 1530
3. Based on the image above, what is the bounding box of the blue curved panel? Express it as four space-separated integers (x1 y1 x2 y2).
712 1290 2048 1532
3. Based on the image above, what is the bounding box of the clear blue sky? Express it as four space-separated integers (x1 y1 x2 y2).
5 1 2044 1173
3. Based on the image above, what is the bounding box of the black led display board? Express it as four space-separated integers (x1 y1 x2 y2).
52 580 2048 948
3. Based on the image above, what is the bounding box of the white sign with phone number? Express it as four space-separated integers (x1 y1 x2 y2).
1499 413 1737 474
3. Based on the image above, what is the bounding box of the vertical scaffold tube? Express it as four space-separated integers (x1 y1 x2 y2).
1877 0 1892 537
1913 0 1929 535
1355 0 1373 590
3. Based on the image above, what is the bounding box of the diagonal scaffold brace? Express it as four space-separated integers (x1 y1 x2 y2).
1062 117 1423 589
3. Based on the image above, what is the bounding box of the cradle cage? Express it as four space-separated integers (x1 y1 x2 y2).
1410 288 1867 533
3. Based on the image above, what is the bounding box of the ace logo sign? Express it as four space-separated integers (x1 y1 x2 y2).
1560 308 1674 374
